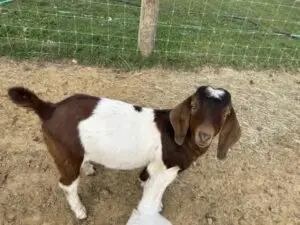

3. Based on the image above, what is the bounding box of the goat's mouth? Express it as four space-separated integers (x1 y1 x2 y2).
196 142 210 148
193 135 211 148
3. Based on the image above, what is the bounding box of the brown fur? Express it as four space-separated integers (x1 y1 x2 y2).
8 87 99 185
140 86 241 181
42 95 99 185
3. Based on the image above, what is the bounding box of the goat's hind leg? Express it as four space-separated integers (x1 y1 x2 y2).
42 128 87 219
59 176 87 219
139 167 149 187
55 157 87 219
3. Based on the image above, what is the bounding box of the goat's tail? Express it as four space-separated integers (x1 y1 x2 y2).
137 166 180 214
8 86 55 120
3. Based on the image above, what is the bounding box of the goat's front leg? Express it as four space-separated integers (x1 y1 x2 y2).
139 161 167 211
139 168 164 211
139 161 167 184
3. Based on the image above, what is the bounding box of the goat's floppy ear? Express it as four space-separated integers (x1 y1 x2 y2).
217 107 241 160
170 97 191 145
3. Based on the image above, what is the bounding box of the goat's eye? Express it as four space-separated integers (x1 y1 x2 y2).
191 104 197 113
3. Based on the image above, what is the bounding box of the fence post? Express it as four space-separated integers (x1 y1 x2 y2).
138 0 159 57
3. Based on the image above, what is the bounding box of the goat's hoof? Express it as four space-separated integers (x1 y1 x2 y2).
85 167 96 176
75 205 87 220
139 180 145 188
82 162 96 176
158 201 164 212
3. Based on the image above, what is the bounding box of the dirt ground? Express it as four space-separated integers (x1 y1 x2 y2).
0 58 299 225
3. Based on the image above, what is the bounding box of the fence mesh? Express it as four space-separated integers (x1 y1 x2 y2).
0 0 299 69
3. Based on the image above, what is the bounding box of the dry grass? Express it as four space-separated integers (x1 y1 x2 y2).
0 58 299 225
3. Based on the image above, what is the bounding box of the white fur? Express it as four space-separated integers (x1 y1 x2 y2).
206 86 225 99
126 167 180 225
58 178 87 219
78 98 164 172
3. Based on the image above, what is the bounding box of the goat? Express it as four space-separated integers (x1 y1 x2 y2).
7 85 241 219
126 166 180 225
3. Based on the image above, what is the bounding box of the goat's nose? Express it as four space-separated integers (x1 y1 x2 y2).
199 132 212 142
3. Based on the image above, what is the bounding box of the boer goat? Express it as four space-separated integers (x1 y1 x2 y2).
8 85 241 219
126 166 180 225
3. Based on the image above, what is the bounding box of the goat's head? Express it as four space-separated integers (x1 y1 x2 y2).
170 86 241 160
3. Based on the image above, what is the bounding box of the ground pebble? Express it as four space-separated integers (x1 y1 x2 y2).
207 218 213 224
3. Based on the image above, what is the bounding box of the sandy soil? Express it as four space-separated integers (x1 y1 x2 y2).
0 58 299 225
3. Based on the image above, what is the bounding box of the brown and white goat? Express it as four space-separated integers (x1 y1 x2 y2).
8 85 241 219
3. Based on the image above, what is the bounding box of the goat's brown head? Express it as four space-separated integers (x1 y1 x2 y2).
170 86 241 160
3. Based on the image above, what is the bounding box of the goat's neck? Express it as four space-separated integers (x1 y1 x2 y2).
154 109 210 170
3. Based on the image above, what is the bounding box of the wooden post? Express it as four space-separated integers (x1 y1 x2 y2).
138 0 159 57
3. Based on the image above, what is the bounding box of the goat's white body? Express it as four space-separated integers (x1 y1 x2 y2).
78 98 164 171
